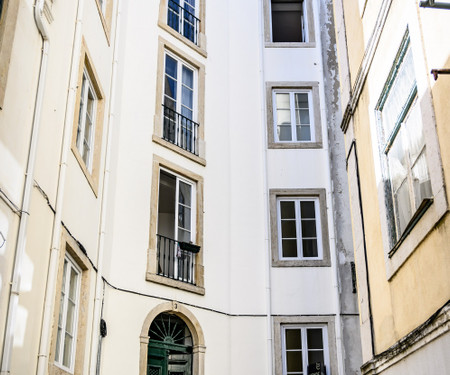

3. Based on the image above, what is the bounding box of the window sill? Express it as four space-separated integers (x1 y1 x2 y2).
272 259 331 267
152 135 206 166
71 147 99 197
388 198 433 258
268 141 323 149
158 21 207 58
146 272 205 295
385 187 448 280
265 42 316 49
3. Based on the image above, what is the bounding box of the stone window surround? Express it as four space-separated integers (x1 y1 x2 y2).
266 82 323 149
153 36 206 166
158 0 207 57
139 301 206 375
49 227 92 375
94 0 114 44
373 29 448 280
0 0 20 109
273 315 338 375
263 0 316 48
146 155 205 295
269 188 331 267
71 38 105 197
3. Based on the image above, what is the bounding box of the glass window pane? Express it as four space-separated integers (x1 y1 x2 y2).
302 239 318 257
280 201 295 219
301 220 317 238
388 135 408 193
278 125 293 141
282 239 298 258
307 351 324 369
295 93 308 108
165 55 178 79
297 109 310 125
277 108 292 125
182 66 194 89
177 228 191 243
297 125 311 141
178 181 191 206
394 179 412 235
300 201 315 218
164 76 177 101
272 8 303 43
181 86 193 111
178 205 191 231
63 333 73 367
286 351 303 372
412 151 432 205
281 220 297 238
307 329 323 349
276 93 290 109
285 329 302 350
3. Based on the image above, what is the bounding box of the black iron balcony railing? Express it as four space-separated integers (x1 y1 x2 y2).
167 0 200 45
157 234 199 285
162 104 199 156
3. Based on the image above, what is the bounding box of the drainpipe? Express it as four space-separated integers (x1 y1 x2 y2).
258 1 274 374
35 0 85 373
0 1 49 373
88 1 122 373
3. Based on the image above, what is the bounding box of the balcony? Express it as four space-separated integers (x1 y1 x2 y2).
157 234 199 285
167 0 200 45
162 104 200 156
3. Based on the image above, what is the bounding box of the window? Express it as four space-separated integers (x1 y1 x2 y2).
95 0 113 39
153 38 206 164
376 33 432 244
278 198 322 260
162 51 199 155
71 40 104 195
273 90 314 143
281 326 329 375
167 0 199 45
55 256 81 371
76 70 97 172
271 0 306 42
147 156 205 294
264 0 315 46
274 317 336 375
157 169 197 284
266 82 322 149
50 229 91 375
158 0 206 54
270 189 330 267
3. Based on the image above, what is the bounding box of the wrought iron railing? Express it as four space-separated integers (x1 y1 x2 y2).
167 0 200 45
162 104 199 156
156 234 197 284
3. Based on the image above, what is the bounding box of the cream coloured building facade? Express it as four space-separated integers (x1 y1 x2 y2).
0 1 362 374
333 0 450 374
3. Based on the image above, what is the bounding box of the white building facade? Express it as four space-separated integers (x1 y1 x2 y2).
0 0 361 374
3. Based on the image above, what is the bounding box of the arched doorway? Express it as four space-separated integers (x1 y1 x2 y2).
148 312 193 375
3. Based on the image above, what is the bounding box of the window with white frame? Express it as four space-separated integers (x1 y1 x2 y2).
167 0 200 45
162 51 199 155
277 197 322 260
76 69 97 172
376 32 432 243
55 256 81 371
271 0 307 43
273 90 314 143
157 168 197 283
281 325 329 375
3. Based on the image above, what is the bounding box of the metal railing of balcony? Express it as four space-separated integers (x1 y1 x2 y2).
167 0 200 45
157 234 196 284
162 104 200 156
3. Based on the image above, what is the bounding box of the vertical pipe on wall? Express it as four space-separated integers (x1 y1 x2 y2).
88 0 122 372
0 1 49 373
258 0 274 374
35 0 85 373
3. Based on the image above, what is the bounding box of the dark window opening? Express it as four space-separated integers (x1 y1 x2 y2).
271 0 306 43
